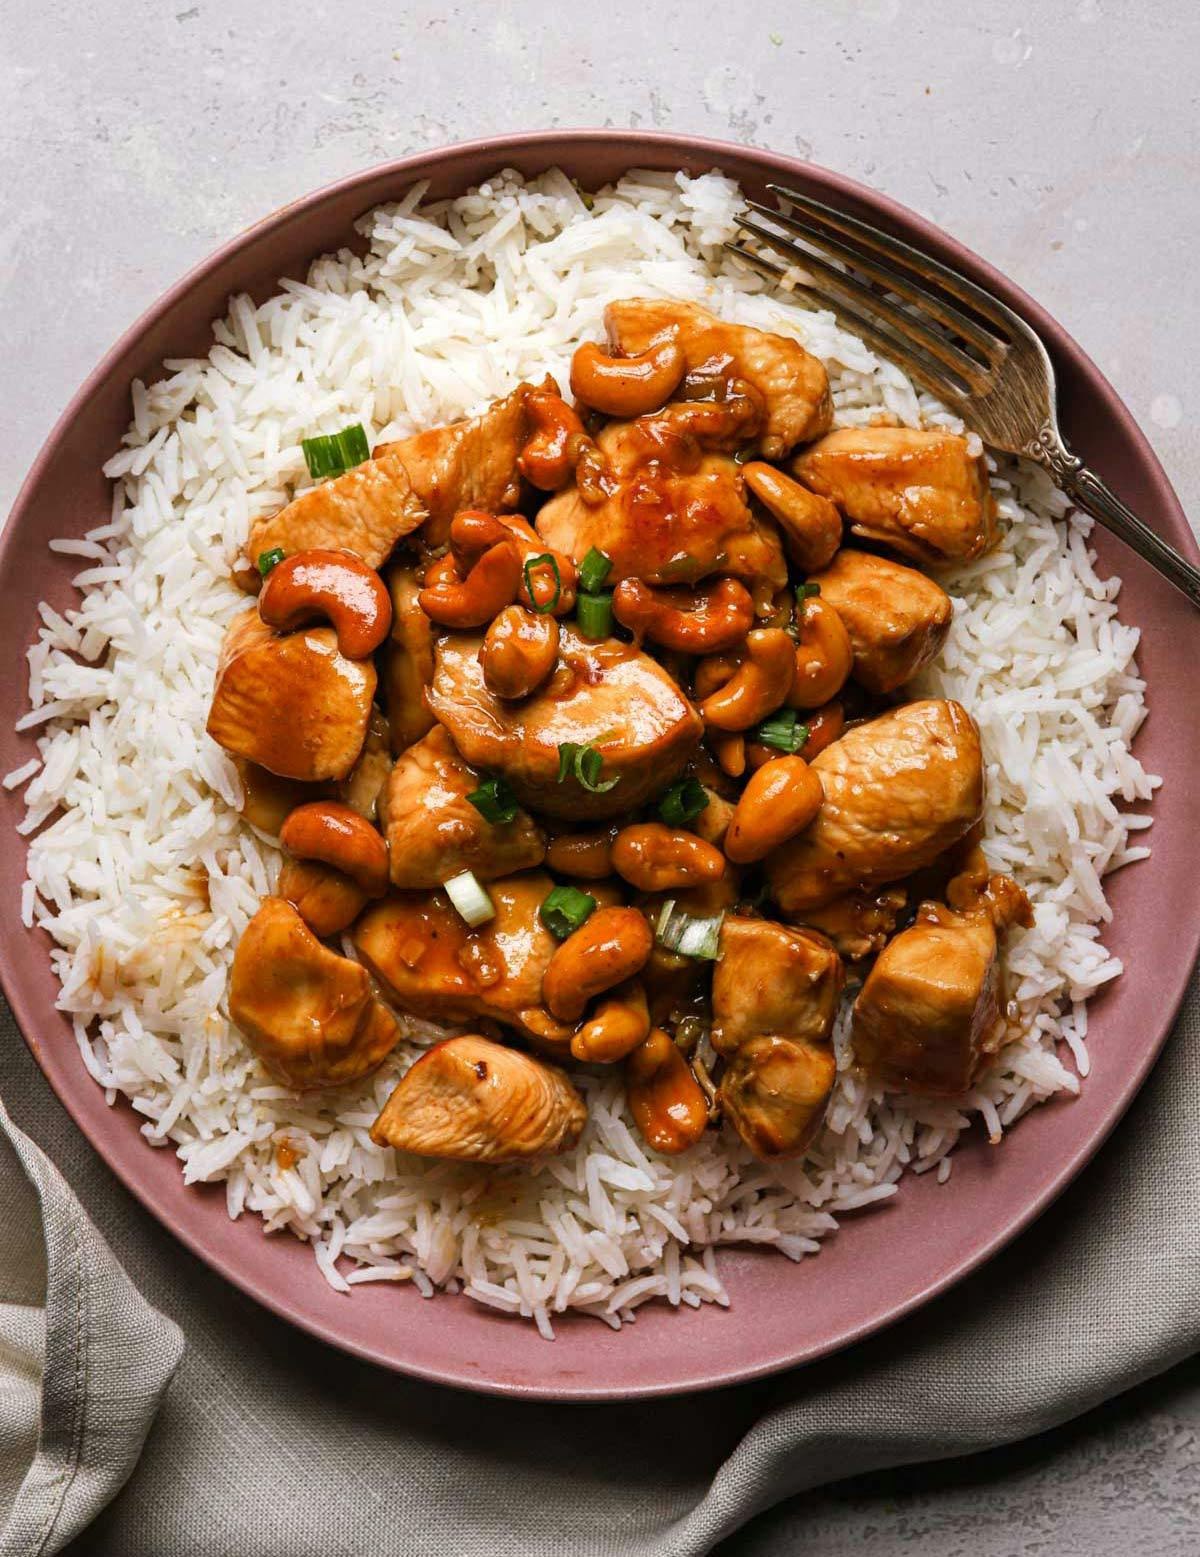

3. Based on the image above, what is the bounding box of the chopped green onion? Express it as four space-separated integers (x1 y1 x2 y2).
465 775 518 826
556 741 619 795
658 777 710 827
655 899 725 961
523 553 561 615
755 708 810 753
301 423 370 481
576 591 614 640
540 884 597 939
257 547 286 577
442 869 495 928
578 547 612 593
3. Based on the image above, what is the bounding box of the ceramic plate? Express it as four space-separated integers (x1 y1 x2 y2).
3 131 1196 1399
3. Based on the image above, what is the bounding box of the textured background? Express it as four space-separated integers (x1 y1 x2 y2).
1 0 1198 1550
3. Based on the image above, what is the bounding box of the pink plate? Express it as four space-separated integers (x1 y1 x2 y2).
2 132 1197 1400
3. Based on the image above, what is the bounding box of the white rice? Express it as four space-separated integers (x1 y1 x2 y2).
11 167 1159 1334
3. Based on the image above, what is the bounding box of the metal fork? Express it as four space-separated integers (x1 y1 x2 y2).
729 184 1200 608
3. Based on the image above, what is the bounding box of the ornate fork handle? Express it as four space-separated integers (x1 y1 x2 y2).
1030 423 1200 609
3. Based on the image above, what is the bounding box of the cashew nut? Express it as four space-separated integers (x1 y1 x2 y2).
518 389 597 492
454 510 578 616
743 462 843 573
418 539 522 629
277 856 368 937
692 652 739 701
787 598 854 710
258 548 393 659
570 336 686 419
611 577 754 654
541 906 654 1023
571 978 651 1063
699 628 796 732
421 552 460 590
725 755 824 864
544 825 618 880
625 1028 709 1155
449 509 510 568
710 730 746 778
280 800 389 897
611 823 726 893
801 698 845 760
479 605 560 699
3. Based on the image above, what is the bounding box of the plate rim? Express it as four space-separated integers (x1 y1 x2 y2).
2 128 1196 1400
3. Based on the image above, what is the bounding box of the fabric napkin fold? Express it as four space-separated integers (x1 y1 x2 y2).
1 975 1196 1556
0 1094 183 1557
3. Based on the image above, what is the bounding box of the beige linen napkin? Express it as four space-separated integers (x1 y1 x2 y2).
0 1093 182 1557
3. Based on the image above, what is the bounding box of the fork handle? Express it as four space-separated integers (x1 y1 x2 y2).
1050 443 1200 609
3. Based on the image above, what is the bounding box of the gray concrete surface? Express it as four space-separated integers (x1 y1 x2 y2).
1 0 1197 1551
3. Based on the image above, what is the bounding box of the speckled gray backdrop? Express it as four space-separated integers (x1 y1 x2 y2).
1 0 1197 1551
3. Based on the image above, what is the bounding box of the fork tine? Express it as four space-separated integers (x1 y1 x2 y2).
766 181 1031 346
744 197 1000 362
724 242 972 419
737 214 989 395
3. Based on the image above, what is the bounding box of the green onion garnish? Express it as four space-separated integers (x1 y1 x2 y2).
658 777 710 827
301 423 370 481
796 581 821 603
523 553 561 615
755 708 810 753
655 899 725 961
578 547 612 594
576 591 614 641
465 775 518 826
442 869 495 928
257 547 286 577
540 884 597 939
556 741 619 794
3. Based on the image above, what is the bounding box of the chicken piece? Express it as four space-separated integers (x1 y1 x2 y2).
605 298 832 457
373 382 537 548
383 726 545 888
535 413 787 589
354 872 572 1049
710 916 843 1055
229 897 399 1089
370 1035 586 1163
379 560 436 757
239 451 426 587
810 549 953 694
793 886 908 961
427 624 703 821
207 609 375 782
792 427 997 567
338 706 392 822
766 699 984 912
852 902 1003 1095
718 1035 837 1160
